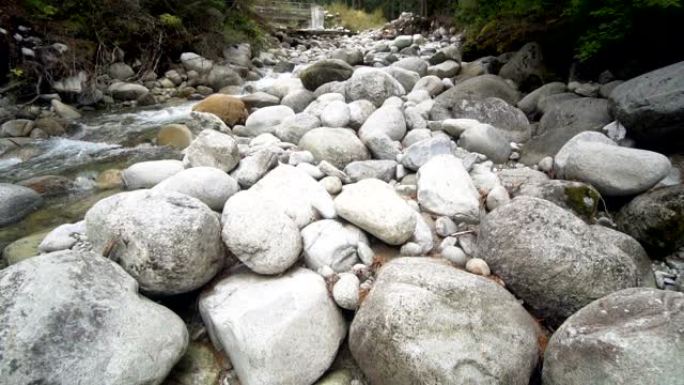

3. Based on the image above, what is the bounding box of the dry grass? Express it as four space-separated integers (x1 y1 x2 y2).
327 2 386 32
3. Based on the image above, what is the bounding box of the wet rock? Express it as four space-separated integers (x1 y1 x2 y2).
157 124 192 150
1 119 34 137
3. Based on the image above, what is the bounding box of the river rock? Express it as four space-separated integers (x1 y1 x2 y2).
299 127 369 169
610 61 684 149
192 94 248 126
241 91 280 108
553 131 615 178
345 68 406 107
244 105 295 136
458 123 512 163
320 100 351 127
542 288 684 385
477 196 655 325
300 59 354 91
274 112 321 144
385 66 420 93
392 57 428 77
359 105 406 141
516 82 566 116
330 47 363 65
400 136 455 171
157 124 192 150
350 257 541 385
335 179 416 245
514 179 601 220
85 190 224 295
0 250 188 385
0 183 43 226
183 129 240 172
616 185 684 255
108 62 134 80
412 75 444 96
347 99 375 129
152 167 239 211
108 82 149 100
344 160 397 182
332 272 360 310
231 148 279 188
562 141 671 196
301 219 368 273
1 119 34 137
250 165 335 228
221 191 301 275
499 42 545 90
427 60 461 78
181 52 213 73
199 267 346 385
281 89 315 113
431 75 520 118
122 159 184 189
51 99 81 120
417 154 480 221
38 221 85 253
207 64 242 90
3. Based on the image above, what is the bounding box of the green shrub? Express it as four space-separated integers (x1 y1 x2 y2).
159 13 184 30
327 2 386 32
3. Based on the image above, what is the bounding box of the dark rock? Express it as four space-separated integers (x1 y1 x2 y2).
299 59 354 92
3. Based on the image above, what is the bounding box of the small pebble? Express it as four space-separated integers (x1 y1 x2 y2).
357 242 375 265
466 258 491 276
333 273 360 310
320 176 342 195
442 246 467 267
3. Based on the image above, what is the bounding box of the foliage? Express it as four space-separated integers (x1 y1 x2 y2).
159 13 183 30
326 2 386 31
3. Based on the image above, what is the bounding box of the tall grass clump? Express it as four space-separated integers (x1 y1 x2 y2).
327 2 386 32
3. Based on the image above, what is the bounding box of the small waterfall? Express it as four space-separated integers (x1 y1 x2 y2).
310 5 324 30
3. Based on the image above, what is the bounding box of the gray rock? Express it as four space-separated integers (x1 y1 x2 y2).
392 35 413 49
38 221 85 253
345 68 406 107
0 250 188 385
392 57 428 77
499 42 545 90
402 128 432 147
301 219 368 273
477 196 655 325
384 66 420 93
616 185 684 255
199 267 346 385
400 136 455 171
86 190 224 295
51 99 81 120
517 82 566 116
344 160 397 182
1 119 34 137
244 105 295 136
359 105 406 141
563 141 671 196
350 258 542 385
431 75 520 122
281 89 315 113
152 167 239 211
299 127 369 169
412 75 445 96
610 61 684 148
300 59 354 91
486 184 510 210
275 112 321 144
458 123 512 163
362 133 401 160
0 183 42 226
441 245 466 266
330 47 363 65
335 179 416 245
181 52 213 73
231 149 279 188
108 62 135 80
417 154 480 221
347 100 376 129
514 179 601 220
497 167 549 190
537 92 580 115
122 159 184 189
543 288 684 385
427 60 461 78
221 191 301 275
320 176 342 195
553 131 616 178
183 129 240 172
241 92 280 109
108 82 149 100
223 43 251 67
332 272 360 310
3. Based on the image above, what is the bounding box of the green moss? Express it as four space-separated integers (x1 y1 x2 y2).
564 184 600 219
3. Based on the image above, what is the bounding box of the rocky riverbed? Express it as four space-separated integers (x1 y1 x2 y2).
1 12 684 385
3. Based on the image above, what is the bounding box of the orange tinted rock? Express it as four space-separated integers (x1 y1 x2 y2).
192 94 248 126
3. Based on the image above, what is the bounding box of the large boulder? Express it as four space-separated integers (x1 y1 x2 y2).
183 129 240 173
274 112 321 144
561 141 671 196
350 258 542 385
108 62 135 80
516 82 566 116
206 64 242 90
476 197 655 325
85 190 224 295
543 288 684 385
417 154 481 221
499 42 545 90
181 52 213 73
431 75 520 118
1 119 34 137
616 185 684 255
152 167 239 211
359 106 407 141
458 123 512 163
199 267 346 385
384 66 420 93
299 59 354 91
299 127 369 169
122 159 184 189
244 105 295 136
108 82 149 100
610 61 684 149
192 94 248 126
513 179 601 221
0 183 42 226
221 191 301 275
301 219 368 273
0 250 188 385
345 68 406 107
335 179 416 245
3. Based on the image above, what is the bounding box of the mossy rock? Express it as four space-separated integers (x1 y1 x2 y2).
192 94 248 126
96 169 124 190
515 179 601 221
157 124 193 150
163 341 224 385
299 59 354 92
315 369 352 385
2 230 50 266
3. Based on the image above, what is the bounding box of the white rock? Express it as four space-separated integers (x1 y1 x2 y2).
244 105 295 136
442 245 467 267
335 179 417 245
302 219 368 273
333 272 361 310
183 129 240 172
221 191 301 274
357 242 375 265
122 160 184 189
38 221 85 253
348 99 376 129
199 267 346 385
152 167 239 211
181 52 213 73
417 155 481 221
321 100 351 128
320 176 343 195
466 258 491 276
486 184 511 211
435 216 458 237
